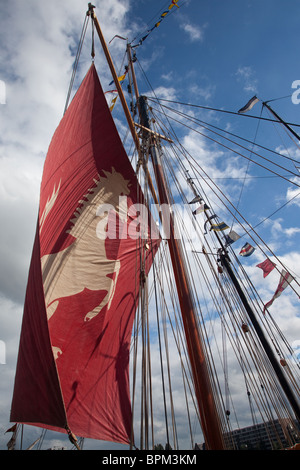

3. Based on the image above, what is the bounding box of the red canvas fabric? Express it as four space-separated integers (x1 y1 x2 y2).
10 229 67 429
11 65 157 444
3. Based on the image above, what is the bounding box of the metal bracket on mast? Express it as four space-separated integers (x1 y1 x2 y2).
87 3 95 17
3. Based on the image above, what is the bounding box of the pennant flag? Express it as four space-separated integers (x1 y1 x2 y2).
105 90 119 112
118 73 127 82
189 195 202 204
256 259 276 278
238 96 259 114
5 424 18 433
193 203 209 215
141 33 150 42
6 423 18 451
224 230 241 246
132 0 181 48
169 0 180 8
108 71 128 87
263 270 294 313
7 434 17 451
210 221 229 232
239 242 255 257
193 203 205 215
109 95 118 112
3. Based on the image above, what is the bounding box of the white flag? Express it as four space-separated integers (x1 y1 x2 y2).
238 96 259 113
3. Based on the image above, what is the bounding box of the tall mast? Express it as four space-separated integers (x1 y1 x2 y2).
263 101 300 142
138 95 225 450
90 4 225 449
87 4 141 153
84 3 300 447
219 252 300 423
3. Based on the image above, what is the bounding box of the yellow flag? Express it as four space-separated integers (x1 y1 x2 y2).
109 96 118 112
169 0 179 10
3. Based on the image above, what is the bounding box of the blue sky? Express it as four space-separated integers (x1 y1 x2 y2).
125 1 300 260
129 1 300 105
0 0 299 450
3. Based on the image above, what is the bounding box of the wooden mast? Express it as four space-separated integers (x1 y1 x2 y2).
263 101 300 142
89 4 225 449
87 4 141 153
138 96 225 450
219 252 300 424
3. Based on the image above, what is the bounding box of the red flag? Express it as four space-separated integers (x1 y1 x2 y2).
256 259 276 278
11 65 158 444
263 270 294 313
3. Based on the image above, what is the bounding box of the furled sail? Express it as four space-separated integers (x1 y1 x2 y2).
11 64 158 444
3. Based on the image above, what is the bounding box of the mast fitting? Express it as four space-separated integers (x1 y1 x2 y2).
87 3 95 17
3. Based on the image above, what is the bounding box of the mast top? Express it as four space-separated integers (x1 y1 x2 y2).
87 3 96 17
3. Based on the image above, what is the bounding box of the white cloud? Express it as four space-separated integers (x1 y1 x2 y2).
263 217 300 241
161 71 174 82
236 66 258 93
149 85 177 101
188 83 215 101
180 22 206 42
285 226 300 236
286 184 300 207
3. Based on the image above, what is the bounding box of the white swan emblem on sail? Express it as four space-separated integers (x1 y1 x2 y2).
40 167 131 332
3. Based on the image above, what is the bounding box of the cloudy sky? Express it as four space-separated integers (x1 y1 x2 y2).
0 0 300 450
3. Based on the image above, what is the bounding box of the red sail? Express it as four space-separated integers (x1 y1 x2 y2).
11 64 158 444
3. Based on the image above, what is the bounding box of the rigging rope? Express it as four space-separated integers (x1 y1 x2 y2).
146 96 300 129
229 104 263 231
64 12 90 115
148 99 300 390
123 45 300 448
147 101 299 289
150 105 300 183
149 100 300 166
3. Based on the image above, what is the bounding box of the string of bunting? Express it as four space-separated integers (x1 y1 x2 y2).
236 95 295 311
131 0 181 48
189 197 295 313
106 70 129 112
106 1 181 111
